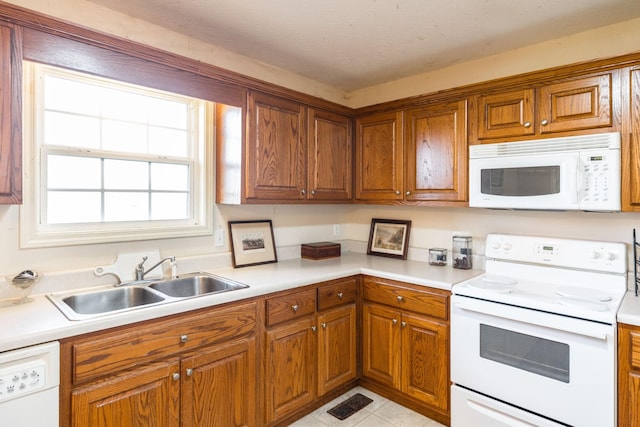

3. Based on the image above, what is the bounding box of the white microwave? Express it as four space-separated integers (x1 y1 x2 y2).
469 132 621 211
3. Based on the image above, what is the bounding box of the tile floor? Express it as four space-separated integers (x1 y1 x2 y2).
288 387 446 427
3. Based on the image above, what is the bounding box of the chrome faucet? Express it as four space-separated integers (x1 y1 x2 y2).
135 256 176 281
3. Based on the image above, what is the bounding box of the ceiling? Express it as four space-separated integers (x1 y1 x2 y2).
87 0 640 91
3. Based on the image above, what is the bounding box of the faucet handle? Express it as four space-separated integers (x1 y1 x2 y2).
137 256 148 270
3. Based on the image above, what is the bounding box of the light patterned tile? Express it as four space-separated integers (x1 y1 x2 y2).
353 413 397 427
373 399 434 427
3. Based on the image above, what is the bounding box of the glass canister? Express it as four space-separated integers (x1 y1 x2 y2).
452 235 472 269
429 248 447 266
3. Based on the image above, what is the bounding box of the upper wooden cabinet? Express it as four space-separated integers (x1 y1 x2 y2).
625 67 640 211
472 73 614 143
355 101 467 205
0 23 21 204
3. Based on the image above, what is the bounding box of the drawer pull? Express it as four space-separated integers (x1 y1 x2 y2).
397 295 404 302
292 304 299 312
337 292 344 299
186 368 193 377
180 335 189 343
392 318 398 325
172 373 180 381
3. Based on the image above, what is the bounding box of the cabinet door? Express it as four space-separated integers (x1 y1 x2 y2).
317 304 357 396
181 337 256 427
71 358 180 427
362 303 401 389
476 89 535 140
538 74 612 134
246 91 306 200
626 68 640 210
401 313 449 413
405 100 467 202
618 323 640 427
307 109 352 200
0 23 21 204
355 111 403 200
265 317 316 423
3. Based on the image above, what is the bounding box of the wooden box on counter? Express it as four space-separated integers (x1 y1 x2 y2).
301 242 341 260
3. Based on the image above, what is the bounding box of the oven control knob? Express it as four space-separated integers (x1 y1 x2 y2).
592 251 601 259
503 242 512 251
491 242 501 250
606 252 617 261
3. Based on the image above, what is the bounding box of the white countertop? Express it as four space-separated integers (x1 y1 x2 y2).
1 253 482 353
617 291 640 326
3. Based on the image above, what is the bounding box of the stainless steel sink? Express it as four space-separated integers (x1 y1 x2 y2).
148 273 248 297
47 272 249 320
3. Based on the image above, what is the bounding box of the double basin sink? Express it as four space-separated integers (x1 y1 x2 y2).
47 272 249 321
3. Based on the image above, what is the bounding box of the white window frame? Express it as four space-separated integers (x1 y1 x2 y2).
20 62 214 248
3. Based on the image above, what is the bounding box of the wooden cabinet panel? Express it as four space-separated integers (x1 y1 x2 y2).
246 91 306 200
266 288 317 326
317 304 357 396
70 301 257 384
619 323 640 427
307 109 352 200
355 111 404 200
317 276 357 311
362 303 401 388
538 74 611 134
265 317 316 423
182 337 256 427
0 23 21 204
405 100 467 202
401 313 448 412
71 358 181 427
476 89 535 139
627 68 640 209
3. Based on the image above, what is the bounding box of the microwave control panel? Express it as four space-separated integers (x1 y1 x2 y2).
579 151 620 210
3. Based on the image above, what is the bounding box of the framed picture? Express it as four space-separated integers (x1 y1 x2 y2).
367 218 411 260
228 220 277 268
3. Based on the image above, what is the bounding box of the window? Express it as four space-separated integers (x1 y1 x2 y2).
21 62 214 247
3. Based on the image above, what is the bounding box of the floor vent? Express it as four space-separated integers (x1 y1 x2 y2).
327 393 374 420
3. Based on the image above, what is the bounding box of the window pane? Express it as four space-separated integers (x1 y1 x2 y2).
148 98 188 128
104 192 149 221
44 76 101 115
48 156 101 189
47 191 101 224
101 86 150 124
151 163 189 191
44 112 101 148
151 193 188 220
104 160 149 190
102 120 148 153
149 127 188 157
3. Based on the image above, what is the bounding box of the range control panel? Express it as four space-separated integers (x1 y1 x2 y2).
0 361 46 402
486 233 626 273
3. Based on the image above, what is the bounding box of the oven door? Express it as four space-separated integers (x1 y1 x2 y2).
451 295 616 427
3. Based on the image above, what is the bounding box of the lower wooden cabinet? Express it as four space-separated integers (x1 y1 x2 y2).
619 322 640 427
317 304 357 396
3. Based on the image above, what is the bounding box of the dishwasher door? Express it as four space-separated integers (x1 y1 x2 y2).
0 341 60 427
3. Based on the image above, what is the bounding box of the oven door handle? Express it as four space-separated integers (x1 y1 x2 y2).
466 399 537 427
453 300 610 341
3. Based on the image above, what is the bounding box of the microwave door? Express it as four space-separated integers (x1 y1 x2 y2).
469 154 579 209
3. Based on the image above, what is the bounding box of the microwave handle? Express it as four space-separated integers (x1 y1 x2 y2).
453 300 609 341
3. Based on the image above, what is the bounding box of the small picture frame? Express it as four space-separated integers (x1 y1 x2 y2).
228 220 277 268
367 218 411 260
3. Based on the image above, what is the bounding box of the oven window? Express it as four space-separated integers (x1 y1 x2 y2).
480 324 570 383
480 166 560 196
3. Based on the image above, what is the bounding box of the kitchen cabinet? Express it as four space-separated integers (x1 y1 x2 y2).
264 277 357 425
361 276 449 424
626 67 640 211
60 301 258 427
355 100 467 205
0 22 22 204
241 91 352 203
618 322 640 427
472 73 614 142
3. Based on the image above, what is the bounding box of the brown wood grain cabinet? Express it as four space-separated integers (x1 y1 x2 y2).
618 322 640 427
361 276 450 425
264 277 357 425
0 22 21 204
472 73 614 143
60 301 258 427
626 67 640 211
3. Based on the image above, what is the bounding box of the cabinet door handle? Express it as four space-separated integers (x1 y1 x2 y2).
392 318 398 325
406 191 411 196
397 295 404 302
523 121 531 128
311 326 317 332
311 189 316 195
337 292 343 299
401 321 407 328
395 190 401 195
292 304 299 312
180 335 188 343
172 373 180 381
541 119 549 126
321 322 327 329
186 368 193 377
301 189 306 195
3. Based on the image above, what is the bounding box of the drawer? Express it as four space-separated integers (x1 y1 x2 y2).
630 330 640 370
70 300 257 384
266 288 316 326
318 277 357 311
363 276 449 320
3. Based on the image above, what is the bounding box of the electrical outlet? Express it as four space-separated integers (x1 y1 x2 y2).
214 229 224 247
333 224 341 236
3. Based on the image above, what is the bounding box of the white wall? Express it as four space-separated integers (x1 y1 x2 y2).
2 0 640 292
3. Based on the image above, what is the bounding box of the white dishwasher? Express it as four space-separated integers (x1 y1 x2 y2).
0 341 60 427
